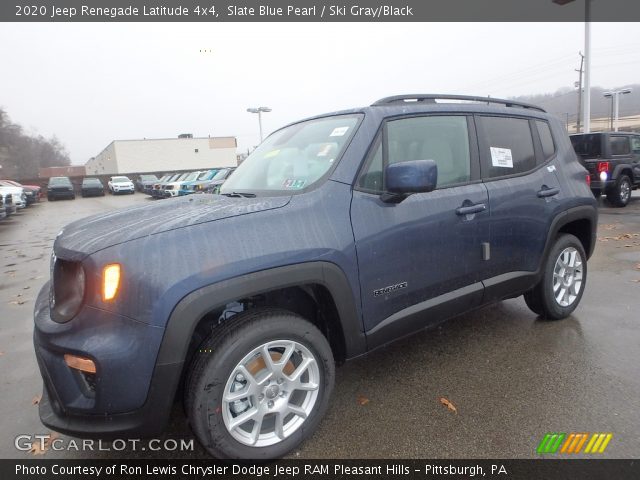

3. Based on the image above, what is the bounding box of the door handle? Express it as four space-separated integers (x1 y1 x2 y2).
537 187 560 198
456 203 486 216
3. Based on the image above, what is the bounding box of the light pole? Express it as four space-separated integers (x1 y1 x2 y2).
553 0 592 132
603 89 632 132
247 107 272 143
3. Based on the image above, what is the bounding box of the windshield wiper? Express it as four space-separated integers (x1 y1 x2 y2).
221 192 256 198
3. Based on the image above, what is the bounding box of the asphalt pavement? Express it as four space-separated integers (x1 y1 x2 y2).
0 191 638 459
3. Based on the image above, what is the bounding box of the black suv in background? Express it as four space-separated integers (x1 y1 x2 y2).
47 176 75 201
34 95 597 459
570 131 640 206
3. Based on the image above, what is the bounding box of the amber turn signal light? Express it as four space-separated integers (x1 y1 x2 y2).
102 264 121 301
64 354 96 374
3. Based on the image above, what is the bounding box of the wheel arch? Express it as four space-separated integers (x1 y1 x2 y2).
156 262 366 370
611 164 634 182
546 206 598 263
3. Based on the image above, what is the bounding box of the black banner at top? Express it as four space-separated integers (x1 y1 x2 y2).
2 0 640 22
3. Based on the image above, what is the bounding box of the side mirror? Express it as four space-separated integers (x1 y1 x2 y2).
382 159 437 202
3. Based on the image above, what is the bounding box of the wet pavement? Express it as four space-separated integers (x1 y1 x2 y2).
0 192 638 459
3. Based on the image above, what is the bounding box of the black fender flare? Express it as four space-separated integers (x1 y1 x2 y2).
542 205 598 266
156 261 367 368
611 163 634 182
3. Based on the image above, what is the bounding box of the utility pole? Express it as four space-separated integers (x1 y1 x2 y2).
575 52 584 133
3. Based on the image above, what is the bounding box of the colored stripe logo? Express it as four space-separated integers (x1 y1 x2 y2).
537 433 612 454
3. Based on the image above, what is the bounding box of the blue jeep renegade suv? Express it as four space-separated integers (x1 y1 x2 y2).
34 95 597 459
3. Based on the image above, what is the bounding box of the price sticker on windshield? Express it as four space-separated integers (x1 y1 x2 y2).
329 126 349 137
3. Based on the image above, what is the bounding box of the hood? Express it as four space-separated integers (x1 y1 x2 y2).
55 193 291 258
0 186 23 195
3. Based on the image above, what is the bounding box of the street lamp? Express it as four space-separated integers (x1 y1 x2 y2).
553 0 592 132
603 89 632 132
247 106 272 143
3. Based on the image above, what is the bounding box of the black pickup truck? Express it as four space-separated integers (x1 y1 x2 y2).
570 132 640 207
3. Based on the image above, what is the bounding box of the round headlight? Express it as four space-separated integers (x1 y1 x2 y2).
51 259 85 323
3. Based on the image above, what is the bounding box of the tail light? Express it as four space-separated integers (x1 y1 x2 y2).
586 174 591 187
597 162 610 181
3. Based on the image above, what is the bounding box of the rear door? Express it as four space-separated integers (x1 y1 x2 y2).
477 116 564 300
351 114 489 341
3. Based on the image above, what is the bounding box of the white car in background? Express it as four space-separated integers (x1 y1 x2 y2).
107 176 135 195
163 171 198 197
0 184 27 209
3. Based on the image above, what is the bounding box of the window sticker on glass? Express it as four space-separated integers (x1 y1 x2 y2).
264 149 280 158
490 147 514 168
282 179 307 189
329 126 349 137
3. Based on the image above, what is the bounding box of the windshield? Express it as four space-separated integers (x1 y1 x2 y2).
198 170 216 180
140 175 157 181
176 173 189 182
221 115 361 195
49 177 71 185
83 178 101 185
184 171 200 182
571 134 602 158
112 176 131 182
212 169 230 180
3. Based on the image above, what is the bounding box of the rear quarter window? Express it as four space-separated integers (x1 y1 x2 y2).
536 120 556 160
610 136 631 155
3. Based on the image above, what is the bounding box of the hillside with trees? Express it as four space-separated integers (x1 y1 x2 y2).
0 107 70 180
511 84 640 129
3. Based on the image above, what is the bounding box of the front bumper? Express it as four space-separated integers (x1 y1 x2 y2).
111 187 134 194
33 282 180 438
48 189 75 199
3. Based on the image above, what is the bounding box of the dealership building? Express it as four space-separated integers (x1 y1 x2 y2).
85 135 238 175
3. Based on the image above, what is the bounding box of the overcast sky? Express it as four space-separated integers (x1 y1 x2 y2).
1 22 639 164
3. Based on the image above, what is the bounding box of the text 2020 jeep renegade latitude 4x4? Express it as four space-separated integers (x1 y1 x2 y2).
34 95 597 459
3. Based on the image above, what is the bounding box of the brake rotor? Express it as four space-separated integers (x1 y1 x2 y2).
246 350 296 377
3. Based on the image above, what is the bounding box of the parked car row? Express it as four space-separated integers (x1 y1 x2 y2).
0 179 42 222
46 175 137 200
145 168 236 199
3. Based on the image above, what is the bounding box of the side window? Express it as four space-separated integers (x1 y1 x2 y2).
357 116 472 193
536 120 556 160
480 116 536 178
611 136 631 155
632 136 640 154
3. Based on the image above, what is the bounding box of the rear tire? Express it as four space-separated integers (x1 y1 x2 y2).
185 308 334 459
524 233 587 320
606 174 632 207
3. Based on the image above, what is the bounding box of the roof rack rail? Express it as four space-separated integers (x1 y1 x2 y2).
371 94 546 113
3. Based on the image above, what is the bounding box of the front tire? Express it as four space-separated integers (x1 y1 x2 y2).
606 174 632 207
524 234 587 320
185 308 334 459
